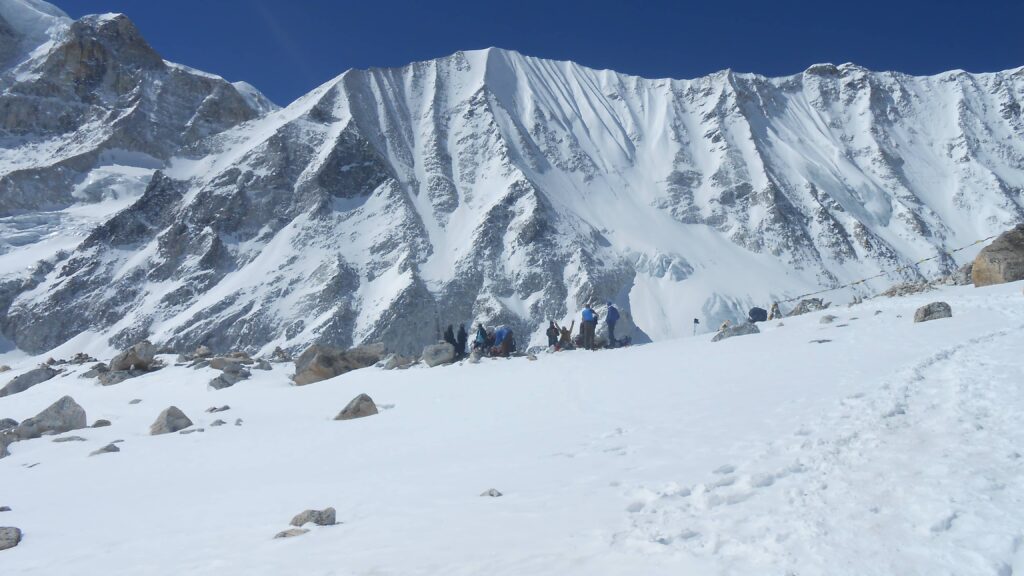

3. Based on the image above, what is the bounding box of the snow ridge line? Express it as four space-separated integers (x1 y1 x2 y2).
618 323 1024 573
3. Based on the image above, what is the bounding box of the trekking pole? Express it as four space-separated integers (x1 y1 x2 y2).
692 318 699 336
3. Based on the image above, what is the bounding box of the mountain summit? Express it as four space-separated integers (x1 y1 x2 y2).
2 31 1023 355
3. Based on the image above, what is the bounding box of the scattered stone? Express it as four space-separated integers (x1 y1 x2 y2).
210 419 226 427
149 406 193 435
209 369 250 390
179 428 205 435
0 526 22 550
819 315 838 324
206 405 230 413
111 439 124 444
82 362 109 378
480 489 503 497
52 435 87 443
0 507 9 512
98 370 148 386
914 301 952 323
92 419 111 428
836 323 849 327
788 298 829 316
274 528 308 539
208 357 240 371
89 443 120 456
234 418 243 426
69 352 97 365
0 366 60 398
290 507 336 527
0 366 10 373
527 354 538 361
194 345 213 358
874 310 883 316
421 342 456 367
270 346 292 363
109 340 159 372
973 224 1024 287
12 396 87 441
0 419 17 431
711 322 761 342
129 399 142 405
809 339 832 344
335 394 378 421
292 343 386 385
253 359 272 371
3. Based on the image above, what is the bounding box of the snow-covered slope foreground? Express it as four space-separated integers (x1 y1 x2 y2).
0 0 274 319
1 282 1022 575
5 43 1022 356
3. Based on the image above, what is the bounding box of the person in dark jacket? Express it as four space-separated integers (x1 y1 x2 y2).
473 323 487 352
605 301 620 348
455 324 468 358
546 321 559 347
443 324 456 348
558 321 575 350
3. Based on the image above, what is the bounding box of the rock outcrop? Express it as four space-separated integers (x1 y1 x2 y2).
0 366 59 397
421 343 456 367
12 396 87 441
109 341 159 372
972 224 1024 287
292 343 386 386
914 302 952 323
289 507 337 527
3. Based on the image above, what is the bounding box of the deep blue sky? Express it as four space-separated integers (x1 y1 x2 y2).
62 0 1024 107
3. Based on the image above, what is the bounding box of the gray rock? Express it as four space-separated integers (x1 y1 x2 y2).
92 419 111 428
129 399 142 405
290 507 336 527
334 394 378 421
480 488 503 497
82 362 109 378
52 435 87 443
788 298 829 316
0 419 17 431
179 428 204 435
98 370 148 386
973 224 1024 287
819 314 838 324
234 418 243 426
270 347 292 362
253 359 272 371
914 302 952 323
0 507 9 512
292 343 386 385
13 396 87 441
421 342 456 367
149 406 193 435
0 526 22 551
0 366 10 373
274 528 308 539
69 353 97 365
205 405 230 413
209 368 250 390
194 345 213 358
0 367 60 397
210 419 226 427
89 443 120 456
109 340 159 372
711 322 761 342
379 353 415 370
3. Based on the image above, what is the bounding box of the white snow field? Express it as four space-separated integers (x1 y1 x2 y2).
1 281 1023 575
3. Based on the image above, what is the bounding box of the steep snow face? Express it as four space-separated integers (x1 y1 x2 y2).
0 0 274 299
4 48 1024 355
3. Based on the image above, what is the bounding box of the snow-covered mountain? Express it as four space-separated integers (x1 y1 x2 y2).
0 0 275 349
2 14 1023 355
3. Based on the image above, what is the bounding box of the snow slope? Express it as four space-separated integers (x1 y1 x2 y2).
5 47 1021 356
1 281 1022 575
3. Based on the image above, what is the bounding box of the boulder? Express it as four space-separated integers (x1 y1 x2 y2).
98 369 148 386
13 396 87 441
82 362 109 378
0 366 60 397
92 419 111 428
210 419 226 427
149 406 193 435
253 359 272 371
973 224 1024 287
0 507 9 512
290 507 336 527
711 322 761 342
0 526 22 551
274 528 308 539
334 394 378 421
914 302 952 323
788 298 829 316
594 304 639 347
421 342 455 367
194 345 213 358
0 418 17 431
480 489 503 497
292 343 386 385
270 346 292 362
89 443 120 456
209 368 250 390
109 340 159 372
0 434 10 458
69 352 97 365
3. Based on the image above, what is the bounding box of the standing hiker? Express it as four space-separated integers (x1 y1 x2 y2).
546 321 559 347
455 324 468 358
473 323 488 353
605 301 620 348
443 324 456 348
581 303 598 350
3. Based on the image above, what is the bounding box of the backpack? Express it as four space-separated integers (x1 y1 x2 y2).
748 307 768 323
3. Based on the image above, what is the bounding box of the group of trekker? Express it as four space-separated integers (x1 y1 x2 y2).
441 301 626 359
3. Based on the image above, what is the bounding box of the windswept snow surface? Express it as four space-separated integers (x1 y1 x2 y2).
1 281 1023 575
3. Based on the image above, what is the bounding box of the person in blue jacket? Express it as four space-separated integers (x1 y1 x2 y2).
581 304 598 350
493 325 514 357
605 301 620 348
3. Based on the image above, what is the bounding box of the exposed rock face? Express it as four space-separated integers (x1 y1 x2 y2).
0 366 59 397
334 394 378 421
289 507 337 527
3 45 1023 356
711 322 761 342
421 343 455 367
914 302 952 323
0 526 22 551
149 406 193 435
109 341 158 372
12 395 87 441
788 298 829 316
972 224 1024 287
292 344 385 386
